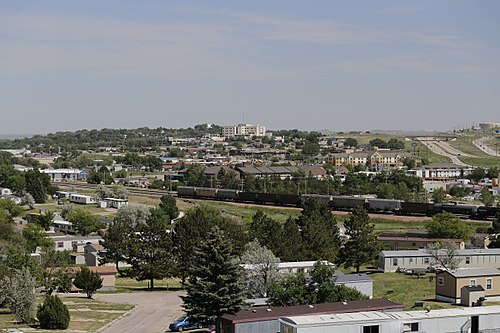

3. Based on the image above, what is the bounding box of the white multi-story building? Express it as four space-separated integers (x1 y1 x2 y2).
222 124 266 138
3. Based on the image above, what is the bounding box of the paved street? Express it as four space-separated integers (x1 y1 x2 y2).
95 291 185 333
473 136 500 157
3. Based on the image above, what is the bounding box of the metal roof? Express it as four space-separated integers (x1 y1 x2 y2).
381 248 500 258
442 268 500 278
335 274 373 283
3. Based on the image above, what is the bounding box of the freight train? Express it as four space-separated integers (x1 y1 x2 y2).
177 186 500 220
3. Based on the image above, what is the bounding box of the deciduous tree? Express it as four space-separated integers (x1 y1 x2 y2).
425 212 471 241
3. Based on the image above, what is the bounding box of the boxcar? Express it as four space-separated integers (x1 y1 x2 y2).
332 196 367 210
367 198 402 212
255 193 279 205
237 191 259 203
400 202 432 216
177 186 196 198
300 194 333 205
276 194 301 207
195 187 218 199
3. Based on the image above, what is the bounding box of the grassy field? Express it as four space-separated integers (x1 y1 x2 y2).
0 295 134 333
114 276 183 291
448 134 500 167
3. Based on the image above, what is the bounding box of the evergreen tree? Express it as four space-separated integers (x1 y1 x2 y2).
159 193 179 220
127 208 174 289
432 187 447 204
73 267 103 298
299 199 340 262
249 210 284 257
37 294 70 329
280 217 303 261
182 226 245 325
339 206 379 273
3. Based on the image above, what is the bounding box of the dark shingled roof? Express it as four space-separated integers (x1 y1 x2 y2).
219 299 403 324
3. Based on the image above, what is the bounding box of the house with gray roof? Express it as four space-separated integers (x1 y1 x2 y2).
335 274 373 297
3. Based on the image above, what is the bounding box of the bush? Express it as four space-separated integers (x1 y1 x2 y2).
37 295 70 329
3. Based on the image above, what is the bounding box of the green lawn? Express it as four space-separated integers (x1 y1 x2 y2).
114 276 183 291
0 295 134 333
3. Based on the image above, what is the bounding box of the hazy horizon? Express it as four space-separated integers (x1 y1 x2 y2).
1 1 499 134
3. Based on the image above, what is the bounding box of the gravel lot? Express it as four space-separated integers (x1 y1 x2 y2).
95 291 185 333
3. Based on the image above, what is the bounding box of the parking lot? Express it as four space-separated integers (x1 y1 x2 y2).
95 291 185 333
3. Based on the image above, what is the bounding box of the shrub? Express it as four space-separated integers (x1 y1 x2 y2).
37 295 70 329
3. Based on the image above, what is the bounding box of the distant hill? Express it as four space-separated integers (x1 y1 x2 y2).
0 134 34 139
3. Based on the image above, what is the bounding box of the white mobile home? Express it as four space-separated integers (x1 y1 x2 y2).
279 306 500 333
103 198 129 209
379 248 500 272
69 194 96 205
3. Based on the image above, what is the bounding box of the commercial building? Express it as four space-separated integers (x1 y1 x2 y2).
222 124 266 138
41 168 85 182
410 163 474 180
328 150 416 169
379 248 500 273
436 268 500 303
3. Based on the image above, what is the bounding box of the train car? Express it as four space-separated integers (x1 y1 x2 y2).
431 203 479 217
255 193 279 205
195 187 218 199
367 198 402 212
399 202 432 216
276 194 301 207
331 196 367 210
477 206 500 220
237 191 259 203
300 194 333 205
216 189 239 201
177 186 196 198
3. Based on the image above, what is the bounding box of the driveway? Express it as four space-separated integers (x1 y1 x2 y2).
95 291 185 333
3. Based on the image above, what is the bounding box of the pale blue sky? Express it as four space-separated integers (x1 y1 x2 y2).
1 1 499 134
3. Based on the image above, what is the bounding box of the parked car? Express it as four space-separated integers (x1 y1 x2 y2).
169 316 202 332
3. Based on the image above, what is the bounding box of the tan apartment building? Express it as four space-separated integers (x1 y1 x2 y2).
328 150 416 169
436 268 500 303
377 235 465 250
379 248 500 272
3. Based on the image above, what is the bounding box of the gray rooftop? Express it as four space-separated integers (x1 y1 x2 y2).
336 273 373 283
381 248 500 258
444 268 500 278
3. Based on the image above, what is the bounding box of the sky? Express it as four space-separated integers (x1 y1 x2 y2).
1 0 499 134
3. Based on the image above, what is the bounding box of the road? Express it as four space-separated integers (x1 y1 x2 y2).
473 136 499 157
416 137 469 166
95 291 185 333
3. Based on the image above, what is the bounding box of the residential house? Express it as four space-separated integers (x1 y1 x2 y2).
217 299 403 333
103 198 128 209
379 248 500 273
335 274 373 298
69 193 97 205
0 187 12 196
279 306 500 333
436 268 500 303
49 235 103 252
377 234 465 251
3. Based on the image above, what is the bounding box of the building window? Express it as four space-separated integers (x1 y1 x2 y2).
487 278 493 290
403 323 419 332
424 257 429 264
438 277 444 286
466 256 470 264
363 325 379 333
57 242 64 248
470 279 477 287
409 258 413 263
393 258 398 266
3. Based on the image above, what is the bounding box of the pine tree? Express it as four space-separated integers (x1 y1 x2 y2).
339 206 379 273
280 217 303 261
73 266 103 298
37 294 70 329
182 226 245 325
